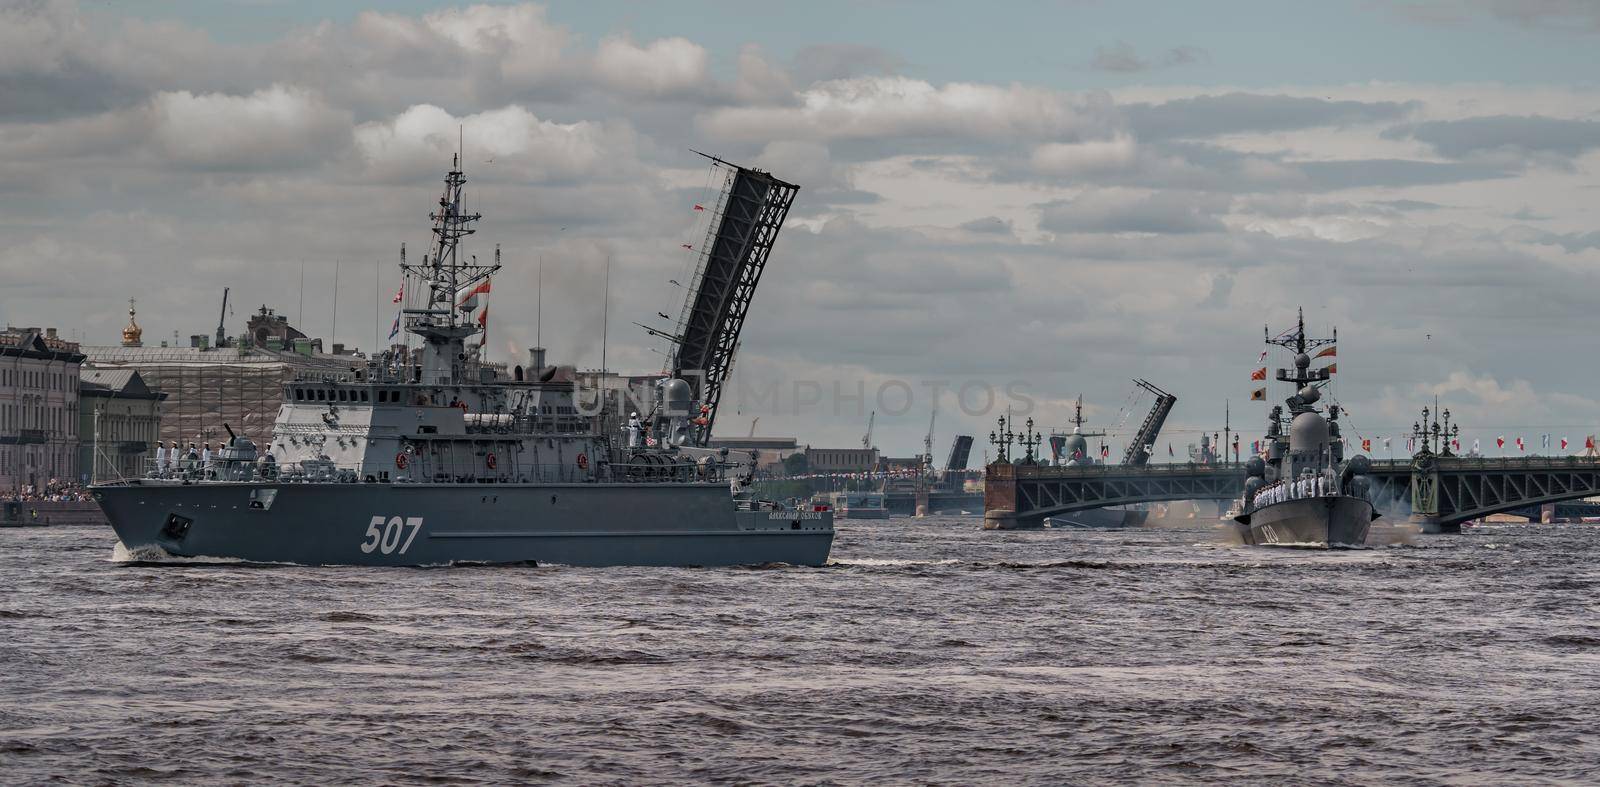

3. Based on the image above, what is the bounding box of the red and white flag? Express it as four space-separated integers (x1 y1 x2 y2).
392 284 404 304
681 243 694 251
1250 367 1267 381
1497 436 1505 448
1516 436 1524 451
1562 437 1569 450
1257 350 1269 363
693 204 705 212
455 278 491 308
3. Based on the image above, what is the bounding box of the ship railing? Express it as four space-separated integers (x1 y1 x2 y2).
133 457 724 486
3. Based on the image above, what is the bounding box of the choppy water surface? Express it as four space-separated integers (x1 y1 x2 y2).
2 518 1599 784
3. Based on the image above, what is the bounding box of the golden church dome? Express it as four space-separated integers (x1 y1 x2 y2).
121 299 143 347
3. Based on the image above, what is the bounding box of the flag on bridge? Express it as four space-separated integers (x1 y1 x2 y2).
1257 349 1269 363
1168 443 1174 457
392 284 403 304
1473 438 1480 453
1542 434 1551 450
1250 367 1267 380
1497 435 1505 449
387 311 401 341
1516 436 1525 451
1250 387 1266 401
1562 437 1570 450
1362 438 1372 452
693 204 705 211
1322 363 1337 375
1314 346 1337 359
1383 437 1392 451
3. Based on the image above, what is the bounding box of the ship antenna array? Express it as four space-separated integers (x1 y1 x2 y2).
399 155 499 335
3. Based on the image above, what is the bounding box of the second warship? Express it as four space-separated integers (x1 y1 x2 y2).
1233 310 1377 547
1043 396 1149 528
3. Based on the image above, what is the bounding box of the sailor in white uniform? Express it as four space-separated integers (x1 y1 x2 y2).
625 412 642 448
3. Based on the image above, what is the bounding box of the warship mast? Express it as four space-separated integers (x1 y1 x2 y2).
401 154 500 386
1265 307 1335 416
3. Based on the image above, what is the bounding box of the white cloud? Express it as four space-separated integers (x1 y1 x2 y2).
411 3 570 86
593 35 709 96
1030 134 1138 176
150 85 351 170
699 76 1118 144
353 103 635 184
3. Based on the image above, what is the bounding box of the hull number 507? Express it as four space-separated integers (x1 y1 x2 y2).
362 516 423 555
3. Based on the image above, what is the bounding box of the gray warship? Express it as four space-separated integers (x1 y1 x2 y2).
91 158 833 567
1042 396 1149 528
1233 310 1377 548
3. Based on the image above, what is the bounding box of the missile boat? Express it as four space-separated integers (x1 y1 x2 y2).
1233 310 1377 548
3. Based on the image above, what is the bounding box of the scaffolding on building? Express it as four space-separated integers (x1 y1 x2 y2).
83 346 356 450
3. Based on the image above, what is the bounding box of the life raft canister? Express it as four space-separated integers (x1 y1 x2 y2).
395 452 409 470
576 453 589 470
485 452 497 470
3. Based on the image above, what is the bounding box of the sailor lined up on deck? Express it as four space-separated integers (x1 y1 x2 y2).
625 412 642 448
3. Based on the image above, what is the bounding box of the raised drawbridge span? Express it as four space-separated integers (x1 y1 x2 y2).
984 455 1600 533
668 156 799 446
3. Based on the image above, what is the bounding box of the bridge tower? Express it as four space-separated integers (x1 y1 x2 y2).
1408 405 1456 532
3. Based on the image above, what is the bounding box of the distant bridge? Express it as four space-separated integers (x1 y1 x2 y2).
984 455 1600 533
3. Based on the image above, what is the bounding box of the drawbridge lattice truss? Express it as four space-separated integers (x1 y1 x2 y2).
671 161 799 446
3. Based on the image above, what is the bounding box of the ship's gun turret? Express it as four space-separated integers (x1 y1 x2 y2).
1338 454 1372 499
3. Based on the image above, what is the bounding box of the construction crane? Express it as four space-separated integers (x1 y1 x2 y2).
861 411 875 449
215 287 230 348
1121 379 1177 467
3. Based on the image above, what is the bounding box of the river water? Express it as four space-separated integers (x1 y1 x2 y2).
2 517 1597 784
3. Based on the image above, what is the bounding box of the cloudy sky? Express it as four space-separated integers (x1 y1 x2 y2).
4 0 1600 460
